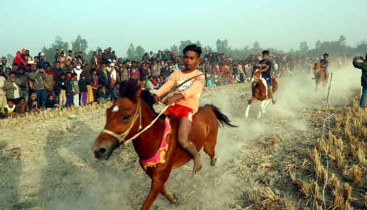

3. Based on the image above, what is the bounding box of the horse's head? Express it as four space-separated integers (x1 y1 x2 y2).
314 62 322 73
252 66 261 82
93 79 152 160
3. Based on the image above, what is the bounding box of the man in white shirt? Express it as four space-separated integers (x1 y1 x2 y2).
0 75 7 110
74 61 83 81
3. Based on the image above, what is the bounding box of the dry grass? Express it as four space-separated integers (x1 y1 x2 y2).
292 93 367 210
0 102 112 129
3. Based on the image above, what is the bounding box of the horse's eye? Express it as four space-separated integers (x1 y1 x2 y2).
123 115 130 121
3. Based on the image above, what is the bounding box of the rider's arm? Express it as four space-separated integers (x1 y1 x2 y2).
179 75 205 98
154 72 177 97
353 56 367 70
260 65 270 72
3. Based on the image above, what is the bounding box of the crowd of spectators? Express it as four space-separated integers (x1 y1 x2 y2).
0 47 351 119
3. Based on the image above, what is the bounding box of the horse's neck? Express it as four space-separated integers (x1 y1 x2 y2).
132 103 165 160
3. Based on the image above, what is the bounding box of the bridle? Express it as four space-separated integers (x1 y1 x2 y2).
102 100 170 146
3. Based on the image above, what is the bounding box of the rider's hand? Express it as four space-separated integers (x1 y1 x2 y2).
152 94 160 105
163 93 183 106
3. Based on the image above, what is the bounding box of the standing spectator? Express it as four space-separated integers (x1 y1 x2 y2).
65 72 73 107
17 67 29 103
54 61 65 81
37 53 46 69
58 51 66 68
0 74 7 110
97 49 103 64
78 74 88 106
90 69 99 102
90 51 98 66
55 73 67 107
74 62 83 80
13 51 22 67
71 73 80 108
98 63 110 88
28 64 47 108
352 55 367 108
44 66 56 98
1 57 11 72
54 49 60 62
66 50 73 62
129 61 140 80
5 72 22 104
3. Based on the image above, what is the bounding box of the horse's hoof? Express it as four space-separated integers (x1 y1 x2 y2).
210 157 217 166
170 194 179 204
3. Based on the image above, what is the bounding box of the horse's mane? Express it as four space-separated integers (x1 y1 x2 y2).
119 80 158 115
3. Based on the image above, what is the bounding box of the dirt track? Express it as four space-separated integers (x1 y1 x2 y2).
0 68 363 210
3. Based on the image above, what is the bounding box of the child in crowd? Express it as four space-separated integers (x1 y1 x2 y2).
45 94 59 110
16 97 29 115
71 73 80 108
78 73 88 106
97 85 111 104
0 99 17 119
28 93 40 112
111 83 120 100
56 73 67 107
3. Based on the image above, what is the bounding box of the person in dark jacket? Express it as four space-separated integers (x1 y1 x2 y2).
55 73 67 107
65 72 73 107
78 74 88 106
98 63 110 88
45 94 59 109
353 55 367 108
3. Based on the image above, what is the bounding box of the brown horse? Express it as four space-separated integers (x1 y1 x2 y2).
93 80 236 210
313 62 326 91
245 66 278 118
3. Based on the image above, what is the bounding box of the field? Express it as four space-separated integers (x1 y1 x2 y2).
0 67 366 210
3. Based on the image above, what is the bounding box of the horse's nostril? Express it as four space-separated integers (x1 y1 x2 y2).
99 148 107 155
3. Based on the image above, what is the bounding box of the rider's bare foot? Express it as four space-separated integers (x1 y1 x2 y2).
193 153 203 176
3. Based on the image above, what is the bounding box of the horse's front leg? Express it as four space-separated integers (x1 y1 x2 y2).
140 179 166 210
245 97 256 118
140 168 172 210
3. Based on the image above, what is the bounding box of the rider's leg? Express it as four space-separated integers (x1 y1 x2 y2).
177 117 202 175
267 84 276 104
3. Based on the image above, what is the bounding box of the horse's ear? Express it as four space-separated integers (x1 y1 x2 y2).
135 80 143 98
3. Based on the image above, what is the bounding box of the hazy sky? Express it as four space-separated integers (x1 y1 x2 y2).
1 0 367 57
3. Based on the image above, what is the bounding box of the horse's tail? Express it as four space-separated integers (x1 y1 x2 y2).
206 105 238 128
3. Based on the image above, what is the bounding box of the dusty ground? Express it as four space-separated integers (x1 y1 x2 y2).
0 67 364 210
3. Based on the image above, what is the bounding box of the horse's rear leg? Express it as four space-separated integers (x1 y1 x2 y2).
161 184 179 204
203 128 218 166
257 100 266 119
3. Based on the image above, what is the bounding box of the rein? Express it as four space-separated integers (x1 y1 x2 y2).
102 73 204 146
